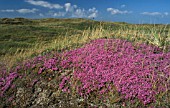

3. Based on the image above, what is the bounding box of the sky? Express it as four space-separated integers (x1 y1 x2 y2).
0 0 170 24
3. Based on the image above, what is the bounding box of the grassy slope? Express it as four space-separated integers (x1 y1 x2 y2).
0 18 170 66
0 18 110 66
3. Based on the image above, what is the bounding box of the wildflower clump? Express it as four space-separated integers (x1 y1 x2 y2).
22 52 60 75
0 52 60 98
0 67 18 97
0 39 169 106
60 39 170 105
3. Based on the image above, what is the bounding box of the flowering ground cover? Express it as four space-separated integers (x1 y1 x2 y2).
0 39 170 107
60 39 170 106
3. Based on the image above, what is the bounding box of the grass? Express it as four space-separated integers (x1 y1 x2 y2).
0 18 170 107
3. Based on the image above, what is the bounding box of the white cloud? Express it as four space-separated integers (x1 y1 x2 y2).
107 8 131 15
88 7 98 18
1 8 38 14
73 9 86 17
64 3 81 17
89 7 97 13
53 12 66 17
63 3 98 18
65 3 71 12
25 0 63 9
24 1 98 18
72 9 86 17
88 13 97 18
16 8 38 14
141 12 169 17
141 12 161 16
121 4 126 8
64 3 77 12
46 11 66 17
71 7 98 18
1 9 15 12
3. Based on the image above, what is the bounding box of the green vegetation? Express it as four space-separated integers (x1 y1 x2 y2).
1 18 170 67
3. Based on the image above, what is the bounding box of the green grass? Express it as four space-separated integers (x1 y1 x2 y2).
0 18 170 67
0 18 170 62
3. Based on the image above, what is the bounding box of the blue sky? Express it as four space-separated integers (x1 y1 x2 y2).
0 0 170 24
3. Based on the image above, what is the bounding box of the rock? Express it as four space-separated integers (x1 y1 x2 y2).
32 90 51 106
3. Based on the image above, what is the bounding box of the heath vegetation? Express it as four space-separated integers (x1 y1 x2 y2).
0 18 170 107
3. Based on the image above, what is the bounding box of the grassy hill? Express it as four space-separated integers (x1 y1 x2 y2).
0 18 169 63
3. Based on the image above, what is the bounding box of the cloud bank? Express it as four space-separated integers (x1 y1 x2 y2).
17 8 38 14
25 0 98 18
1 8 38 14
25 0 63 9
141 12 169 17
